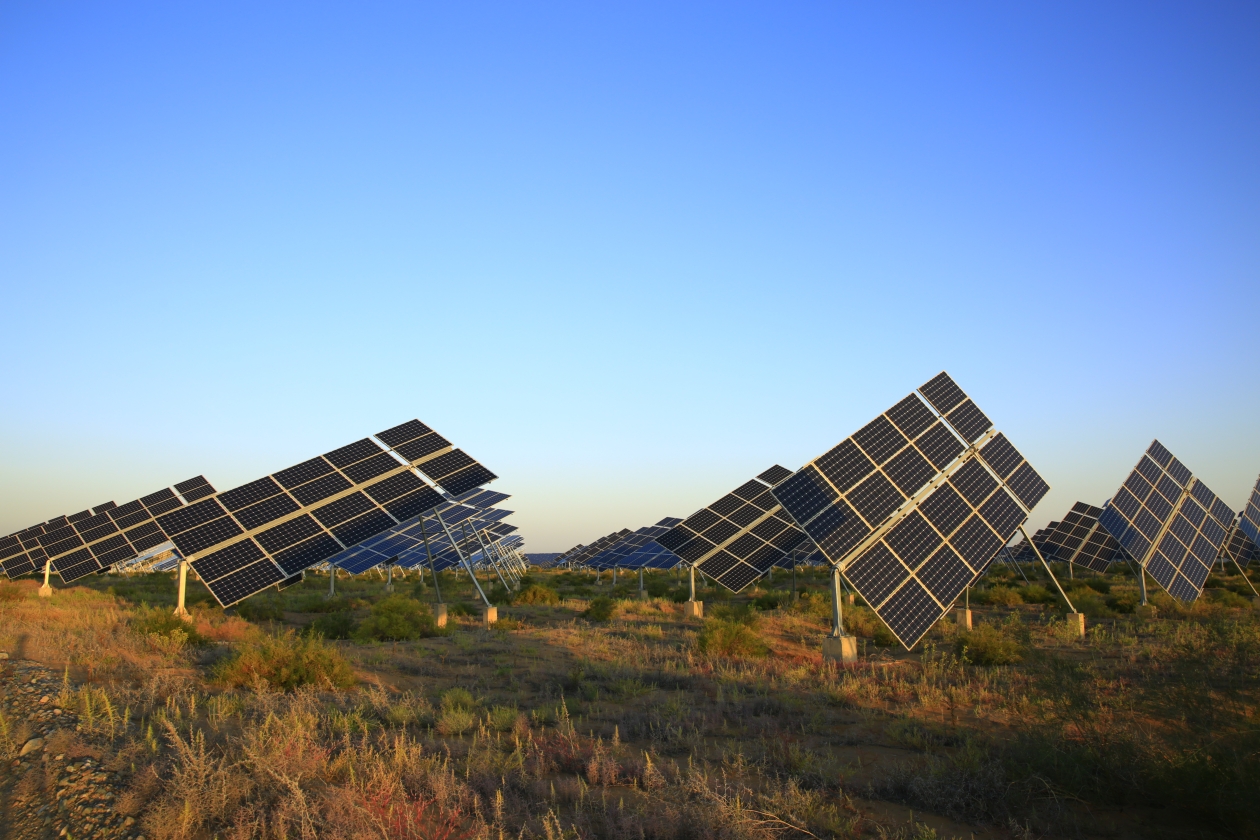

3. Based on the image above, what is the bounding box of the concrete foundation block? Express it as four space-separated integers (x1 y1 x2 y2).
434 604 448 628
822 634 858 664
683 600 703 619
845 592 854 606
38 585 52 598
482 605 498 626
1069 611 1086 638
638 590 648 600
955 608 972 630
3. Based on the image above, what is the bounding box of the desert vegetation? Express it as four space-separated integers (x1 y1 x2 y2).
0 558 1257 839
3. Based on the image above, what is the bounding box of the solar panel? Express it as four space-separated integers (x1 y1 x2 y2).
1220 522 1259 568
1032 502 1121 573
1239 474 1260 548
1096 440 1233 602
773 373 1048 649
654 466 808 592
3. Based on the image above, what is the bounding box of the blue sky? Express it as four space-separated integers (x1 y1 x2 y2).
2 2 1257 550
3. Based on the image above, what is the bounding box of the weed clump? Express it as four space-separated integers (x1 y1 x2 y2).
235 596 285 622
215 630 356 690
583 596 617 622
696 618 769 657
306 610 357 640
353 595 437 641
1018 584 1056 604
977 585 1022 606
131 606 210 648
436 687 478 735
513 583 560 605
954 623 1023 665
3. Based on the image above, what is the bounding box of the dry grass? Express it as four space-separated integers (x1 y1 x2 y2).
1 562 1258 839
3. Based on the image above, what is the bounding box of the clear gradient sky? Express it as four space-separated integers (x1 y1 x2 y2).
2 2 1257 551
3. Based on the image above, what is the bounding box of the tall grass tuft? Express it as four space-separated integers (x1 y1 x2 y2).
214 630 356 691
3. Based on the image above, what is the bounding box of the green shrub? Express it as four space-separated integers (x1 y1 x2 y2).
1071 593 1112 619
354 595 437 641
513 584 560 605
842 605 898 646
488 705 522 732
696 619 769 657
1105 591 1139 614
752 590 790 611
1207 588 1253 609
1019 584 1056 604
1083 577 1111 594
441 687 476 712
710 603 758 626
954 623 1023 665
131 606 210 647
292 594 355 614
436 706 476 736
447 601 478 617
977 585 1023 607
306 610 357 640
792 590 833 621
236 596 285 622
215 631 356 691
645 578 673 597
583 596 617 622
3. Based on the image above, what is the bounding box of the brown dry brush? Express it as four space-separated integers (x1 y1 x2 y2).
74 676 833 840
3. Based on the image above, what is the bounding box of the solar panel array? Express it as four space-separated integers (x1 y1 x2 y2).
1239 474 1260 549
0 480 212 583
1032 502 1122 573
654 465 809 593
330 489 512 575
772 373 1050 648
1097 440 1234 602
585 519 684 570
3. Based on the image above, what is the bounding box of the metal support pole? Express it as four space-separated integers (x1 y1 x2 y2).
384 561 394 592
173 559 191 621
437 509 490 607
418 515 444 604
830 564 844 637
638 568 644 594
689 565 696 601
791 552 797 601
38 557 53 598
965 585 970 610
1019 525 1077 614
328 564 337 598
473 527 512 593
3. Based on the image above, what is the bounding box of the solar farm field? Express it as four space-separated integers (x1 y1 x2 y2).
1 562 1258 840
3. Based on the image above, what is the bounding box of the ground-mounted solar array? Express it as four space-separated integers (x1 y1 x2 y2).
771 373 1049 649
0 480 213 583
654 465 809 593
1097 440 1234 602
1032 502 1122 574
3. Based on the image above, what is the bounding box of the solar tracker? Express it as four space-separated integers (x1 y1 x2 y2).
1097 440 1234 602
9 478 213 584
611 519 685 570
179 420 497 607
1220 522 1259 569
1032 502 1122 574
654 467 809 593
1239 474 1260 548
772 373 1049 649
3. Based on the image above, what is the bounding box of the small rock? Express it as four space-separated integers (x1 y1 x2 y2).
0 651 8 659
19 737 43 756
40 695 50 704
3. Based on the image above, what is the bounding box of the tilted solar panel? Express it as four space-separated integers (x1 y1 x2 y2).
654 466 808 593
1033 502 1121 574
1097 440 1233 602
1220 522 1259 569
1239 474 1260 548
772 373 1049 649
